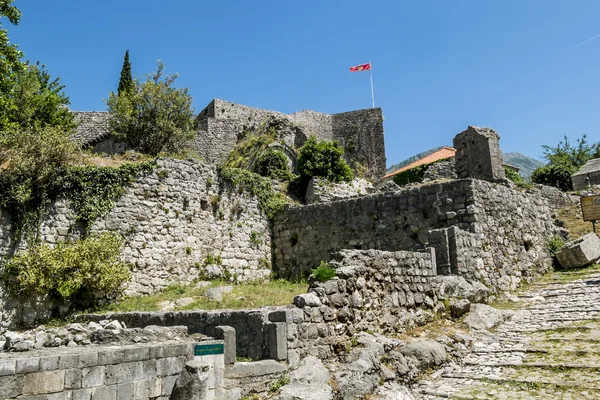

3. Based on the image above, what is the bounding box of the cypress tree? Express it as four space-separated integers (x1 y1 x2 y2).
117 50 133 96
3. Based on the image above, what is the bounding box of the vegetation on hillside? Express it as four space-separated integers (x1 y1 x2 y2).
532 134 600 191
4 233 130 310
107 61 196 155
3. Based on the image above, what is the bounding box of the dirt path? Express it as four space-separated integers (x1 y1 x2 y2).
416 267 600 399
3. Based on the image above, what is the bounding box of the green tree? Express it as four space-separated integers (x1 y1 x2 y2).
297 136 354 183
106 61 196 155
7 62 74 131
532 134 600 191
117 49 133 96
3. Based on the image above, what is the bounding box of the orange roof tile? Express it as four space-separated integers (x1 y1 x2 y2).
383 147 456 179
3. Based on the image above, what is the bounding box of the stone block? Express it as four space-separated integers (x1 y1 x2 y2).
215 326 236 365
40 355 60 371
91 385 117 400
79 351 99 368
162 374 178 396
133 378 162 399
123 346 150 363
72 389 93 400
98 347 124 365
65 368 83 389
105 362 142 385
163 343 189 358
59 354 79 369
82 366 105 388
556 233 600 269
225 360 287 379
16 357 40 374
453 126 505 181
140 359 158 379
0 374 24 399
268 322 288 361
157 356 186 376
116 382 134 400
23 370 65 395
0 359 16 376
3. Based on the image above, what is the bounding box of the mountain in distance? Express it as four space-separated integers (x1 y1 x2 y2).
502 152 546 181
386 148 545 182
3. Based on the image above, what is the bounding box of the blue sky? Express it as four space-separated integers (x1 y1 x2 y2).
9 1 600 167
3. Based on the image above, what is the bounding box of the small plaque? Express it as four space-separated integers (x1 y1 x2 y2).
194 343 224 356
581 195 600 222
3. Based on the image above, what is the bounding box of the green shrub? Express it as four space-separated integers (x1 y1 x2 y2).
219 167 288 219
256 148 294 181
531 165 573 191
504 167 523 184
3 233 130 309
204 253 222 266
392 163 430 186
548 236 565 255
297 136 353 183
106 61 195 155
311 261 336 282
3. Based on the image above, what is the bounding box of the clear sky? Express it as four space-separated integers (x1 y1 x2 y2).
8 1 600 167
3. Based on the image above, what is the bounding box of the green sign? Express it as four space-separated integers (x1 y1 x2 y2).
194 343 224 356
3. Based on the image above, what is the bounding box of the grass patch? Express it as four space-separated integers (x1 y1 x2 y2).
102 279 308 313
558 203 599 240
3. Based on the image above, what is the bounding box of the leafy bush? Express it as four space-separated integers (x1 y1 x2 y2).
256 148 294 181
311 261 336 282
3 233 131 309
548 235 565 255
531 165 573 192
0 125 78 239
533 134 600 191
297 136 353 183
107 61 195 155
392 163 430 186
219 167 288 219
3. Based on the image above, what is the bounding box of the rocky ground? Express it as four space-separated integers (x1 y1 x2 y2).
416 266 600 400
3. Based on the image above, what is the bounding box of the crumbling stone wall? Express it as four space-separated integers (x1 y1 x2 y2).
287 249 441 360
453 126 505 181
273 180 475 278
422 159 457 182
274 179 561 292
0 341 194 400
39 159 272 294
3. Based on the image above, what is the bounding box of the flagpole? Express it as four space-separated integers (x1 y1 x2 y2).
369 61 375 108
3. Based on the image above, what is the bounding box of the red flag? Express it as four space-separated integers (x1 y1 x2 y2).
350 63 371 72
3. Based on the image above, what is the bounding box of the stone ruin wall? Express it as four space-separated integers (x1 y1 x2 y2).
0 341 195 400
193 99 386 179
274 179 563 292
0 158 273 327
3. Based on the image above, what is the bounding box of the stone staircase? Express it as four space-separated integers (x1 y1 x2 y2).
416 269 600 399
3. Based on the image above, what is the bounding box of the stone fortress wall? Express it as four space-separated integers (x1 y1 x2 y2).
193 99 386 179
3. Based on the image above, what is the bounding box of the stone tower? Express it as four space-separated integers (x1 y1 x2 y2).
453 126 506 181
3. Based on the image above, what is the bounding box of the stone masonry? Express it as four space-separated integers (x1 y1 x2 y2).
193 99 386 179
453 126 506 181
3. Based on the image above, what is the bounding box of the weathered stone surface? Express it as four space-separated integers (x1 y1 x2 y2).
215 326 236 365
450 299 471 319
277 356 332 400
556 232 600 269
204 286 233 302
168 360 210 400
306 177 375 205
23 370 65 395
372 383 419 400
453 126 505 181
463 304 514 330
438 276 490 303
293 293 321 308
400 341 446 367
572 158 600 191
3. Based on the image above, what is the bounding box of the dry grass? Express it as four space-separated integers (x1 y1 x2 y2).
78 150 154 168
102 279 308 313
558 202 598 240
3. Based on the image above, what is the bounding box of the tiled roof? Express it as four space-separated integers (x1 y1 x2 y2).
72 111 111 147
383 147 456 179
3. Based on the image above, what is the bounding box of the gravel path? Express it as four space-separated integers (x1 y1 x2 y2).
416 269 600 399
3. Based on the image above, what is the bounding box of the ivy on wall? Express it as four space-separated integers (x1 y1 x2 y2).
55 161 156 232
219 167 288 219
392 163 431 186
